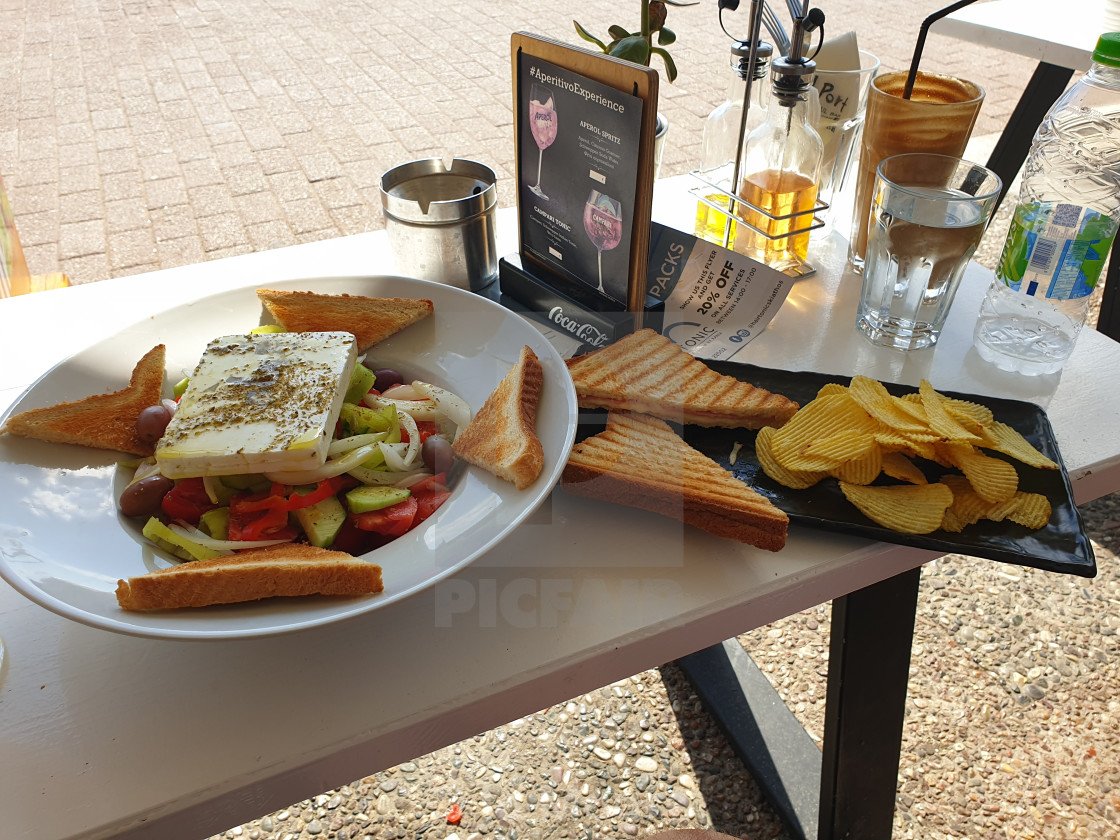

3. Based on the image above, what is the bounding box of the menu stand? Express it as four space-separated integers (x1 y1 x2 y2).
505 34 659 333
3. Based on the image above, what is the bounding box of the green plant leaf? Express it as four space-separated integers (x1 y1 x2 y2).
573 21 608 52
607 24 633 41
651 47 678 82
657 27 677 46
611 34 652 66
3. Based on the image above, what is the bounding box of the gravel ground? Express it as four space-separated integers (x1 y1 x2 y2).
206 204 1120 840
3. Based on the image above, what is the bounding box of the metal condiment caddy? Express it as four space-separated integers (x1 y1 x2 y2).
690 0 829 276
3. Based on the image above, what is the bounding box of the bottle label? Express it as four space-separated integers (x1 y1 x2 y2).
997 202 1118 300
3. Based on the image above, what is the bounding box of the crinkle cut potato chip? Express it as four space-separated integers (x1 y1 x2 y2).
830 445 883 485
919 380 984 444
881 451 927 485
941 443 1019 503
984 420 1060 470
839 481 954 534
755 376 1058 535
798 428 878 470
755 426 827 490
938 474 1052 533
848 376 930 435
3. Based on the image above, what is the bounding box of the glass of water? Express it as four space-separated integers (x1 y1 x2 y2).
856 153 1002 350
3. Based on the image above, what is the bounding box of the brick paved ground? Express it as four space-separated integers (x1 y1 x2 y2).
0 0 1038 288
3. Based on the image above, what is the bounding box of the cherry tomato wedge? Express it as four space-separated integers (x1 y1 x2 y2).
160 477 218 526
410 472 448 494
232 476 356 515
400 421 441 444
351 495 418 537
415 488 450 522
410 472 450 523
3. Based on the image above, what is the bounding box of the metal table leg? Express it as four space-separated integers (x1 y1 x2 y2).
678 566 922 840
817 566 921 839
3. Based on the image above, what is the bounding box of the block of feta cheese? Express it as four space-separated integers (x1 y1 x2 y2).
155 331 357 478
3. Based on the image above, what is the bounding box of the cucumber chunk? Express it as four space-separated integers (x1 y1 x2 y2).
294 494 347 548
142 517 223 561
345 363 378 404
345 485 411 513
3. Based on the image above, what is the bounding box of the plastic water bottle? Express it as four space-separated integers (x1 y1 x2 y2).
973 32 1120 375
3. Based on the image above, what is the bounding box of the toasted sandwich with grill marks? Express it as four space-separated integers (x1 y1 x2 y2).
562 411 788 551
565 329 798 429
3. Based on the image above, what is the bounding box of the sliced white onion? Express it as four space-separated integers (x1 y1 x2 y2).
412 381 471 435
396 409 421 467
347 466 430 485
167 522 287 552
129 458 163 485
362 393 441 420
381 383 426 401
202 474 222 505
263 444 377 485
328 432 389 457
377 441 411 472
161 398 179 416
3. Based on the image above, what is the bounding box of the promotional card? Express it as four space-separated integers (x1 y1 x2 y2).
511 34 658 315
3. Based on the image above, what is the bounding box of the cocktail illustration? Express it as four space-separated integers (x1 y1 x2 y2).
583 191 623 295
528 84 557 199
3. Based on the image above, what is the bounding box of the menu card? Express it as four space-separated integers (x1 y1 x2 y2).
510 33 659 317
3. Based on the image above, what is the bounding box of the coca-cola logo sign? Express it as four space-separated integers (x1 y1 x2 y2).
548 306 609 347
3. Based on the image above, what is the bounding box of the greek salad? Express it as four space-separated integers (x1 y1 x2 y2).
119 345 471 561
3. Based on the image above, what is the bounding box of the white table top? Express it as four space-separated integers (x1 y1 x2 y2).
931 0 1101 70
3 186 1120 840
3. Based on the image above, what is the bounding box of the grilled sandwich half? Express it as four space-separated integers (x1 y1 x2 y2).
562 411 788 551
566 329 798 429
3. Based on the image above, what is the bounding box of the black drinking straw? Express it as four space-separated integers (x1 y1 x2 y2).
903 0 982 99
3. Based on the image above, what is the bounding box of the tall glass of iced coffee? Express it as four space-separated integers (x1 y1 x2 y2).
849 71 984 271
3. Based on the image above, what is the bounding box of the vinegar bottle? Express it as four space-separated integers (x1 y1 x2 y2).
973 32 1120 375
735 56 823 271
695 41 773 248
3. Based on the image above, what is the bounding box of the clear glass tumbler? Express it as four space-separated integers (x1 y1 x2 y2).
856 153 1002 351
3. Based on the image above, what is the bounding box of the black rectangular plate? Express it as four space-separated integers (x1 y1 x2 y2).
577 362 1096 578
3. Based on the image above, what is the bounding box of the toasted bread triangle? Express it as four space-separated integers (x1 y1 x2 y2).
116 543 384 610
452 345 544 490
2 344 166 456
256 289 433 351
562 411 788 550
566 329 798 429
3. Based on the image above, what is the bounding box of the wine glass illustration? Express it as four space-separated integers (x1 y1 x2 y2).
583 191 623 295
528 84 557 199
